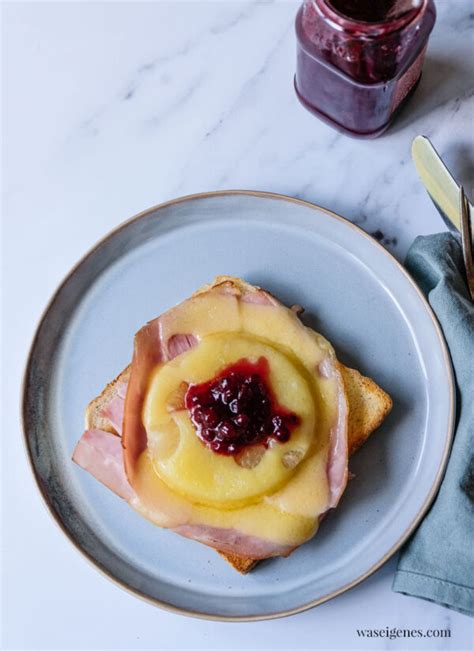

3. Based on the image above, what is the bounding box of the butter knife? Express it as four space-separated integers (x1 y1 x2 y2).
412 135 473 234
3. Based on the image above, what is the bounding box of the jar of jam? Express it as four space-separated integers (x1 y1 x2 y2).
295 0 436 137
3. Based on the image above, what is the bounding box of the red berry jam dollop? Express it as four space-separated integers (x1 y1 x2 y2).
185 357 300 455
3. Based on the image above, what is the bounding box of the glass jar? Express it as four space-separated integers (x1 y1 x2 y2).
295 0 436 137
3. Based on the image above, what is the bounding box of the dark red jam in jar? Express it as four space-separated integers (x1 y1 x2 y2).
295 0 436 137
185 357 300 455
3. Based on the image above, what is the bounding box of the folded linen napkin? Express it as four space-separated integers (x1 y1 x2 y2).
392 233 474 617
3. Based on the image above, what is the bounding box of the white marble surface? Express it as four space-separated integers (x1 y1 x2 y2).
2 1 474 649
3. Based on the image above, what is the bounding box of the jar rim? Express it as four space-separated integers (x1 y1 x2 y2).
313 0 427 36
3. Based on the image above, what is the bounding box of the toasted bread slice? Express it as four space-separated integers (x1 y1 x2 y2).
341 365 393 456
86 361 392 573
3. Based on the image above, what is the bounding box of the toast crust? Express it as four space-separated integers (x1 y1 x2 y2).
85 365 131 432
341 365 392 456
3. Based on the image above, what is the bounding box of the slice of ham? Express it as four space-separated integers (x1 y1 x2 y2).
325 364 349 509
72 429 296 558
73 277 349 559
174 524 294 559
72 428 134 500
167 333 198 359
101 394 126 436
240 289 278 306
122 323 198 480
122 320 164 478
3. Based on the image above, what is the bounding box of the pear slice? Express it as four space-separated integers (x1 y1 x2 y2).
143 334 316 508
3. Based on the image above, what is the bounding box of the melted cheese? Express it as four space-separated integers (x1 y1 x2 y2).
129 292 343 549
143 334 316 507
132 450 318 546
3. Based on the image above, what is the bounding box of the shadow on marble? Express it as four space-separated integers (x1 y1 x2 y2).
442 141 474 197
389 54 473 135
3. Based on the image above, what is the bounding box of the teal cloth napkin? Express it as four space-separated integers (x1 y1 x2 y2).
392 233 474 617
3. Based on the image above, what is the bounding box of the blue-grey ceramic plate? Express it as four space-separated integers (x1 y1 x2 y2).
23 191 454 620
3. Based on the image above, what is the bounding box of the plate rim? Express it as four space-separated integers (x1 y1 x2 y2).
22 189 455 621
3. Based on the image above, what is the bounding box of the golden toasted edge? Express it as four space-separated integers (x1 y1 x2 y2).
218 552 258 574
340 365 393 456
85 365 131 433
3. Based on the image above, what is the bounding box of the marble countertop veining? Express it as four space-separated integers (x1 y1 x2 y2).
3 1 474 650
